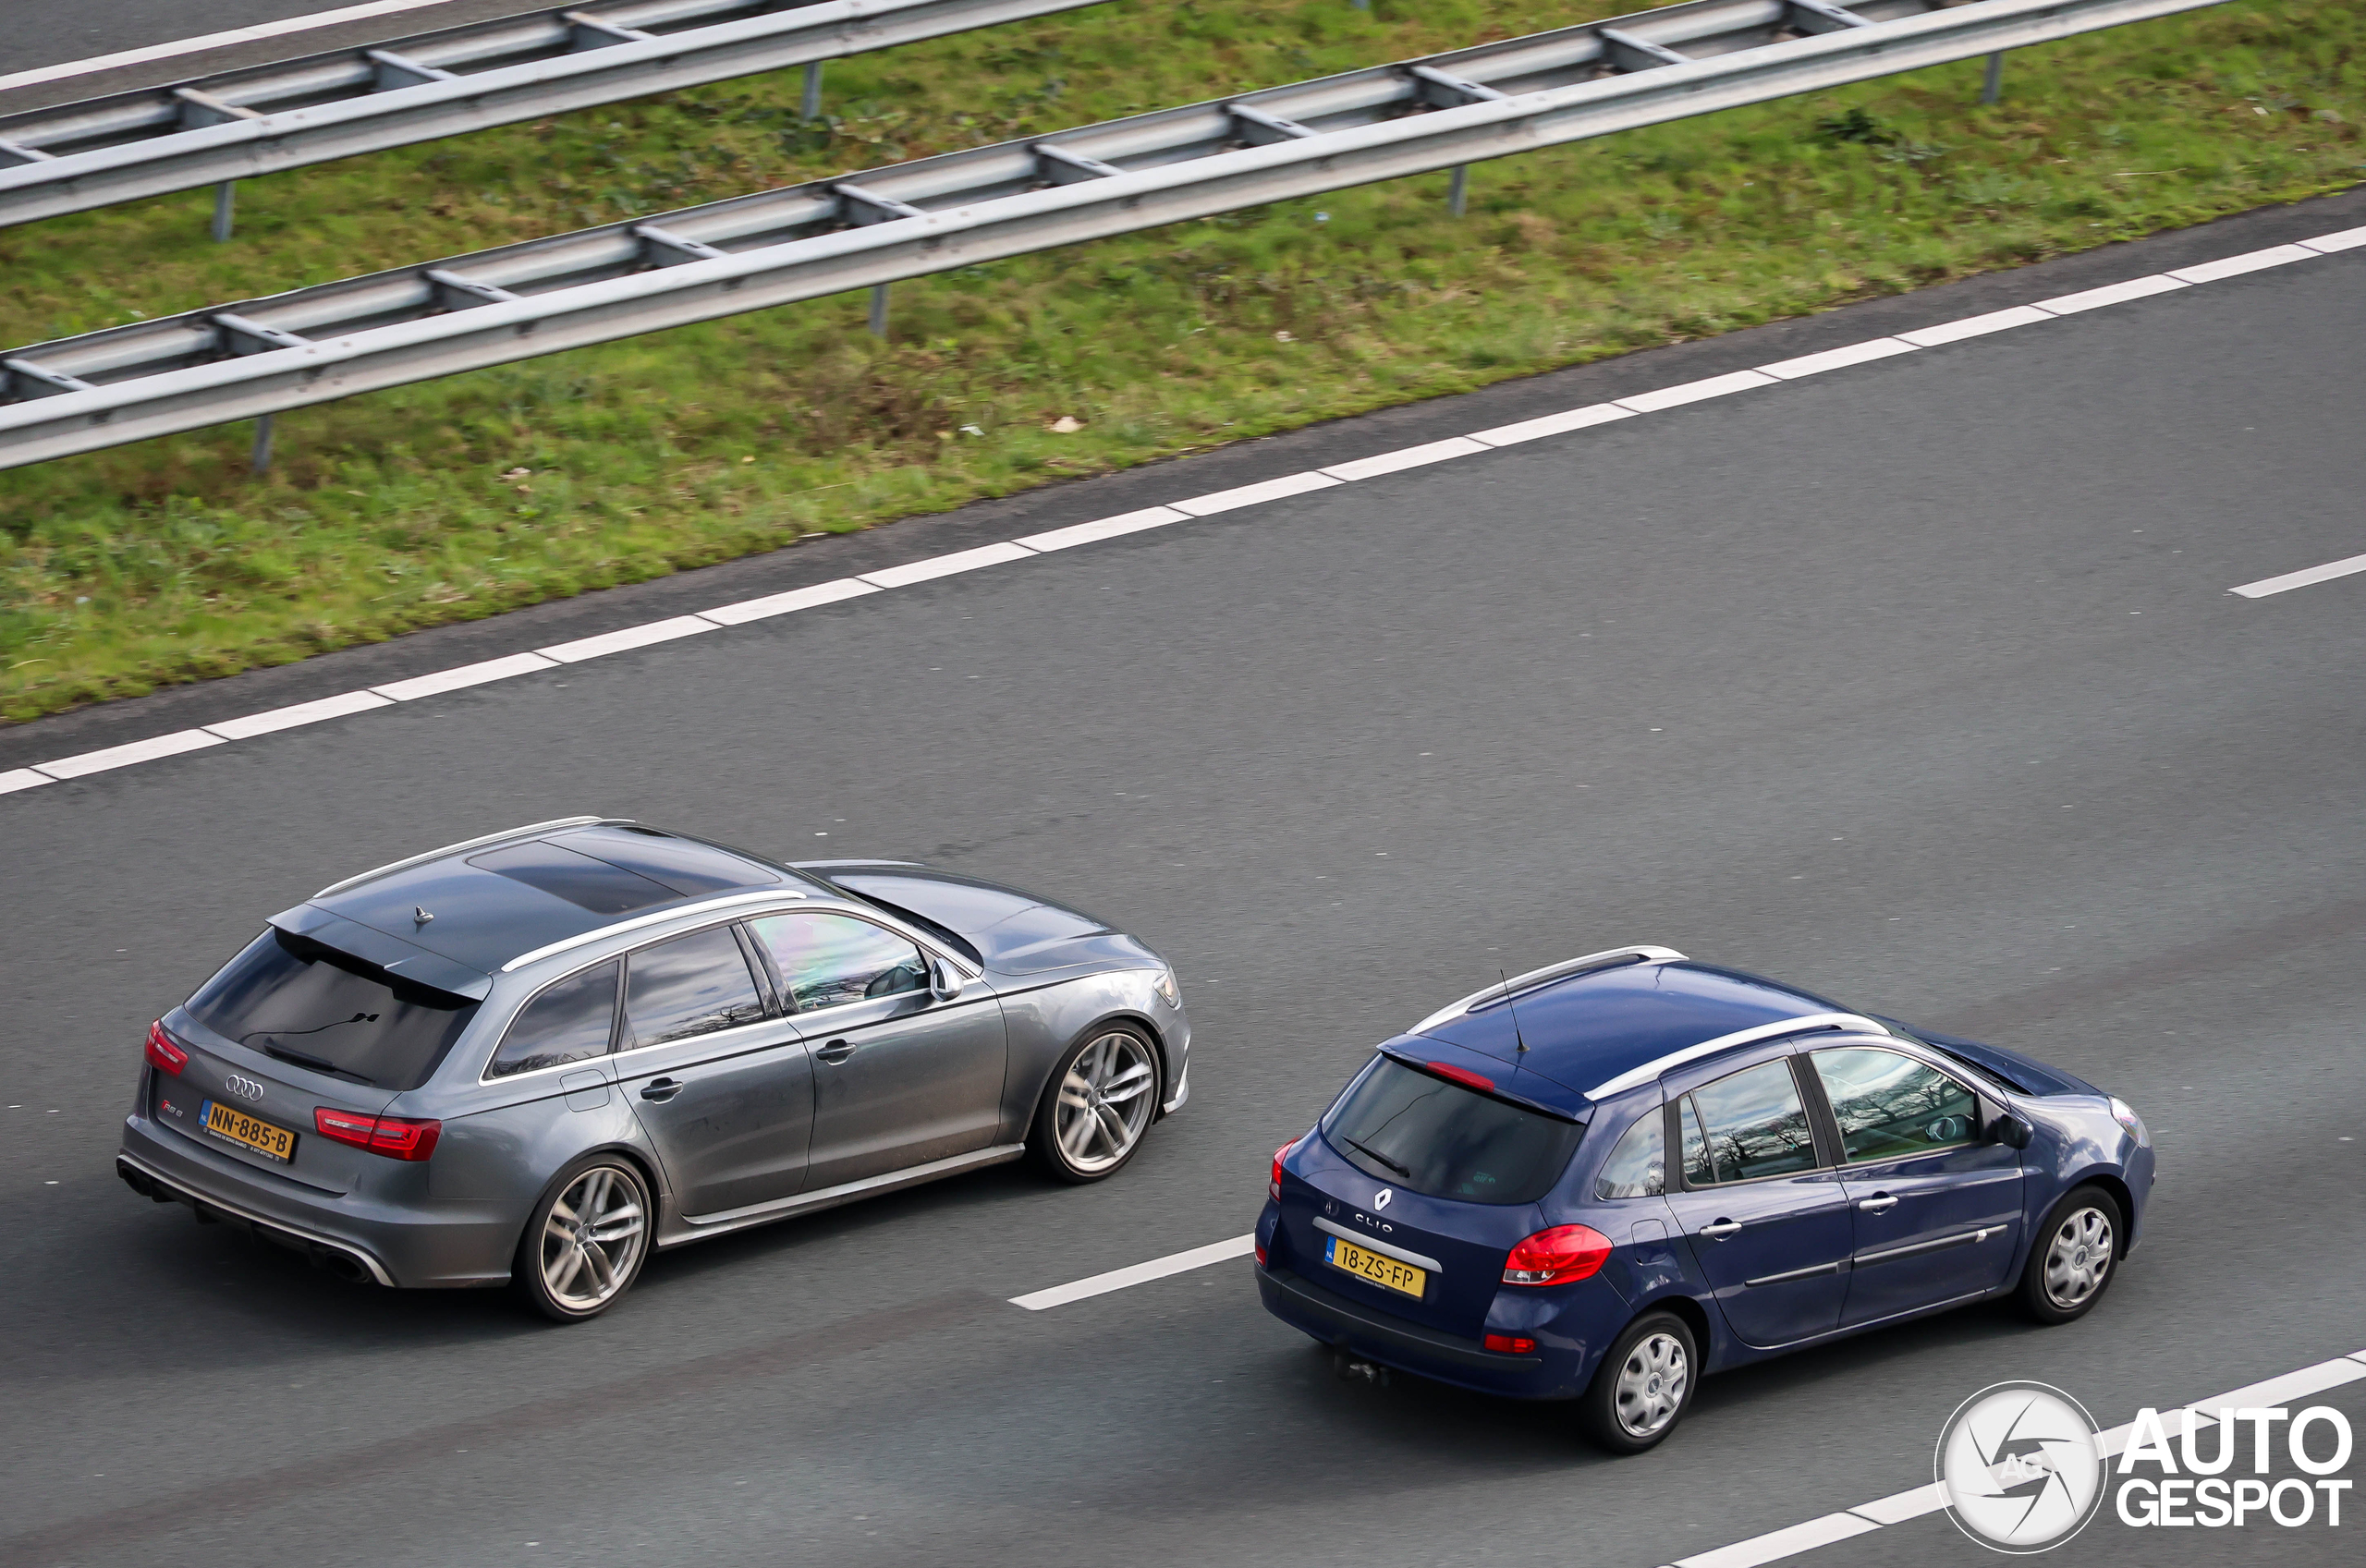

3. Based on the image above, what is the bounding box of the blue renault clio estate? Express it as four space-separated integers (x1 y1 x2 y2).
1253 946 2154 1453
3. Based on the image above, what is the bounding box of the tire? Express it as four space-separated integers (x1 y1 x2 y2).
512 1153 653 1322
2017 1184 2124 1325
1031 1024 1161 1185
1578 1310 1697 1455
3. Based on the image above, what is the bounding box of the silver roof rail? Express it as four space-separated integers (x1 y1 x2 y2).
499 888 810 974
311 816 614 898
1409 944 1688 1036
1585 1011 1886 1100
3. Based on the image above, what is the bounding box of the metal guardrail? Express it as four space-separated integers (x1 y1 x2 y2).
0 0 2228 472
0 0 1116 230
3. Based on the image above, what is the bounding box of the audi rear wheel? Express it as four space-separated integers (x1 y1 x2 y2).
514 1155 652 1322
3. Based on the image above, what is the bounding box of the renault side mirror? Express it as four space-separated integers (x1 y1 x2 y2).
930 959 965 1002
1988 1112 2032 1149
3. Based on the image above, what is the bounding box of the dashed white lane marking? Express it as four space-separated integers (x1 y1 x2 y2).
1009 1234 1254 1310
0 0 467 93
5 229 2354 798
1665 1349 2366 1568
2229 550 2366 599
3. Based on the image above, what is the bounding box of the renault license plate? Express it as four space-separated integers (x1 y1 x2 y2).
1325 1234 1426 1298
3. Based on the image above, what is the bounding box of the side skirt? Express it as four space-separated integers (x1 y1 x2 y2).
656 1143 1029 1248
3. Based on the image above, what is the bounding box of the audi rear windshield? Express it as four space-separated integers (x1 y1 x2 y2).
185 929 481 1090
1322 1057 1583 1206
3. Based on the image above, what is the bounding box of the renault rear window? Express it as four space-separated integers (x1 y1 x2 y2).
186 929 481 1090
1322 1057 1583 1206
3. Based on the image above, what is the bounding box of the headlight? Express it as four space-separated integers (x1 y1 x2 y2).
2109 1096 2149 1148
1152 969 1180 1009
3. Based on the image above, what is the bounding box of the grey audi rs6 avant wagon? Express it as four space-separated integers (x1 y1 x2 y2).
117 818 1189 1319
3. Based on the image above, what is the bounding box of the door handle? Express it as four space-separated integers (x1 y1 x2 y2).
1858 1194 1899 1213
1699 1219 1743 1239
640 1076 683 1102
814 1039 857 1064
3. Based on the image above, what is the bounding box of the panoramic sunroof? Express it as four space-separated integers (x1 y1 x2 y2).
466 840 683 915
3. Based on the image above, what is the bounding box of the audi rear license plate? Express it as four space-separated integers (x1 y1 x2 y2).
1324 1234 1426 1298
200 1099 297 1163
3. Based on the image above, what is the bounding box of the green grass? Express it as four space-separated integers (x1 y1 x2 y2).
1 0 2359 723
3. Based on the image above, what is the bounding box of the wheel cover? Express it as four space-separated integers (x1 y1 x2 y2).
1055 1032 1156 1174
1613 1331 1689 1438
2042 1206 2114 1309
539 1165 647 1311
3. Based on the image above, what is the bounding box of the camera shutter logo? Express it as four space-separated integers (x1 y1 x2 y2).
1937 1381 2108 1552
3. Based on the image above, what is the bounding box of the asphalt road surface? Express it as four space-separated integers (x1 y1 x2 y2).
3 189 2363 1568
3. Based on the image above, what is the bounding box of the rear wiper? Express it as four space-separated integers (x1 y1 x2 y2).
1344 1137 1410 1178
262 1044 375 1086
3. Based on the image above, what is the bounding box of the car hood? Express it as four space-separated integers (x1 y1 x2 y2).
797 862 1160 976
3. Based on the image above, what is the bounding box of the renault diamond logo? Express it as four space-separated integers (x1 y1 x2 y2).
1373 1187 1392 1210
223 1074 267 1102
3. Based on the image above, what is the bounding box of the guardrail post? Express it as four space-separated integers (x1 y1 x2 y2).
250 413 274 473
1448 164 1469 217
211 181 236 242
868 283 889 337
1981 50 2004 104
802 61 824 120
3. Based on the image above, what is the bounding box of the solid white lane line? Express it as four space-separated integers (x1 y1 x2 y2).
858 540 1037 589
1896 304 2053 347
1321 436 1491 482
1466 402 1634 447
202 688 392 741
2168 243 2320 285
535 614 718 663
1671 1513 1880 1568
1616 369 1778 413
1009 1234 1254 1310
1174 471 1340 517
2032 273 2188 315
700 577 879 626
0 0 464 92
10 225 2357 794
31 728 223 780
1757 337 1919 380
372 650 560 700
1018 504 1189 553
1848 1483 1948 1525
2228 550 2366 599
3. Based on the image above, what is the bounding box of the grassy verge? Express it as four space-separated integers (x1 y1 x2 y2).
1 0 2359 723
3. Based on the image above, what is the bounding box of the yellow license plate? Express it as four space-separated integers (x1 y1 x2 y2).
201 1099 297 1163
1325 1234 1427 1298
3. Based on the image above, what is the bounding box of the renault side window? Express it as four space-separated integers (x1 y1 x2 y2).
1594 1108 1667 1198
1684 1059 1821 1184
1811 1047 1981 1162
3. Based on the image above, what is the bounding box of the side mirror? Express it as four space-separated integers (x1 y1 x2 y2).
1987 1112 2032 1150
930 959 965 1002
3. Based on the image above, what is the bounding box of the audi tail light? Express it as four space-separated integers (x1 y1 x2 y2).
1502 1223 1614 1286
1483 1332 1537 1355
144 1021 189 1076
314 1107 443 1161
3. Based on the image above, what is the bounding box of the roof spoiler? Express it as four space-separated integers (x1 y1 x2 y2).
267 903 493 1000
1409 944 1688 1035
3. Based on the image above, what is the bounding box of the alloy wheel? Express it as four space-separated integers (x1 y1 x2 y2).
2042 1206 2115 1309
1055 1031 1157 1174
1613 1331 1689 1438
539 1164 647 1313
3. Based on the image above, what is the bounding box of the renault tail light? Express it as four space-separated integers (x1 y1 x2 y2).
1502 1223 1614 1286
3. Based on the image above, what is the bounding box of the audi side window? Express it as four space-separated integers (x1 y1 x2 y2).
747 912 928 1014
1811 1047 1981 1163
487 960 620 1080
1688 1059 1821 1184
1594 1108 1666 1199
623 928 765 1050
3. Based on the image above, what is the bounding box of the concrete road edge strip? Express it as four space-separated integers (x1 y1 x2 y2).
4 229 2358 799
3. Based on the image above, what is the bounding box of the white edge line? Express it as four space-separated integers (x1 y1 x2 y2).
2228 551 2366 599
371 650 560 701
0 0 461 94
1671 1512 1878 1568
202 688 392 741
1009 1234 1254 1310
1848 1482 1947 1525
8 233 2351 796
857 540 1037 590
